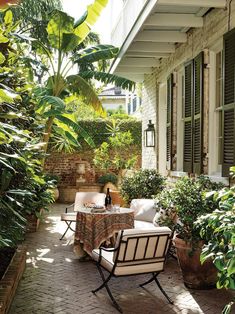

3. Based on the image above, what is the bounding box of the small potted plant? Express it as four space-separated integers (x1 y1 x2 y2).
155 176 223 289
98 173 118 192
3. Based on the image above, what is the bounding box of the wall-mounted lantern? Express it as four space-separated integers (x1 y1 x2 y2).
144 120 155 147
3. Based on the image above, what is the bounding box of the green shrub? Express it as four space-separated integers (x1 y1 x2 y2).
97 173 118 185
120 169 165 204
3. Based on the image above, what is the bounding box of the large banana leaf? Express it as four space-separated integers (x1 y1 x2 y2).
74 0 108 43
47 10 78 51
79 71 135 91
56 114 95 148
66 74 105 116
73 44 119 64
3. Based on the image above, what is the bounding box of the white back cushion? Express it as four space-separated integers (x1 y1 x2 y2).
130 199 156 222
74 192 106 211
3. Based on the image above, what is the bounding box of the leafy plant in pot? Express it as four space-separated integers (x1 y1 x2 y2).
196 173 235 313
155 176 223 289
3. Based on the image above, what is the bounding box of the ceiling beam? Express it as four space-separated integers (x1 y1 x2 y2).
113 72 145 82
157 0 226 8
120 57 160 67
117 66 153 74
145 14 203 28
129 42 175 53
135 30 187 43
126 51 170 58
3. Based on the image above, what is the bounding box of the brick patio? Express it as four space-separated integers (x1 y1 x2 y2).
9 204 234 314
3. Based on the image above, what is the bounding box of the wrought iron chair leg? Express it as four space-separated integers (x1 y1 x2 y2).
92 264 123 313
154 277 174 304
139 272 159 287
60 222 72 240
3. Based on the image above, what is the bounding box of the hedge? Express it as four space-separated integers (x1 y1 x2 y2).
77 119 142 150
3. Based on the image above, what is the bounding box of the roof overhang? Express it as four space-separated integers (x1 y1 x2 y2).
109 0 226 82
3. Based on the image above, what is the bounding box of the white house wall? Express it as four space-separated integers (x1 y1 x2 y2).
142 4 235 178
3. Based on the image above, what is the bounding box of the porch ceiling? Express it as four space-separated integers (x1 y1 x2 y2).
110 0 226 82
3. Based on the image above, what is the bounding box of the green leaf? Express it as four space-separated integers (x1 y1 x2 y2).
39 96 66 111
47 10 74 50
73 45 119 64
74 0 108 43
227 259 235 276
4 10 13 26
56 114 95 147
61 33 79 52
0 88 20 103
79 70 135 91
74 11 88 28
0 52 6 65
0 33 9 43
66 74 105 115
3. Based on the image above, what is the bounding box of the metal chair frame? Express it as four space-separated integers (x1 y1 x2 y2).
92 230 173 313
60 204 76 240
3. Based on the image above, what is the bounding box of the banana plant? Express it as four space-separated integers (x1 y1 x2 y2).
32 1 135 160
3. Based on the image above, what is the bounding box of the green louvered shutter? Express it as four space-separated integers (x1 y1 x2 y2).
222 29 235 177
166 74 173 170
183 61 193 173
193 52 204 175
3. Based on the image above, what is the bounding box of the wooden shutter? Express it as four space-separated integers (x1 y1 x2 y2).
222 29 235 177
183 61 193 172
193 52 204 175
166 74 173 170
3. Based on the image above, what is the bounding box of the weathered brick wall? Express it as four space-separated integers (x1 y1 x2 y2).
142 4 235 173
45 150 141 187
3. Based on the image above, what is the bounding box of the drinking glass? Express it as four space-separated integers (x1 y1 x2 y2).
113 204 120 213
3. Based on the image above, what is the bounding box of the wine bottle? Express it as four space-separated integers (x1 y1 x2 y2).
105 188 112 209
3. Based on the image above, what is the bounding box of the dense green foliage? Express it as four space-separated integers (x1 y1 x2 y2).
97 173 118 185
120 170 165 204
0 10 54 248
76 119 141 150
155 176 224 244
196 171 235 313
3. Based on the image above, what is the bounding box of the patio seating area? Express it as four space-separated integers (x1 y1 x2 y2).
9 204 234 314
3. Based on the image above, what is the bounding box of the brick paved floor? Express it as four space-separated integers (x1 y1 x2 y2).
9 204 235 314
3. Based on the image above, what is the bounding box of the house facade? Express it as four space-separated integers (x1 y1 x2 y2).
109 0 235 184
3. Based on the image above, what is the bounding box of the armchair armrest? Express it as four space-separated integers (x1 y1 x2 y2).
98 246 118 263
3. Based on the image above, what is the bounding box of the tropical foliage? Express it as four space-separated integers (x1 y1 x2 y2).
120 169 166 204
196 169 235 314
0 10 54 248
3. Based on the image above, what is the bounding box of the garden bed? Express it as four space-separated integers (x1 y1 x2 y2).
0 246 27 314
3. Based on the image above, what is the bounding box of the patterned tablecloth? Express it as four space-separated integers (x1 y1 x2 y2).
74 208 134 256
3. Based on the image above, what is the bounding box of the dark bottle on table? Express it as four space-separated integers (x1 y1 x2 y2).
105 188 112 209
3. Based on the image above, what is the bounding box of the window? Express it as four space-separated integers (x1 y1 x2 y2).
166 74 173 170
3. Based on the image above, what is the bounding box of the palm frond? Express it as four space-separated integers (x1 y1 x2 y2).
73 45 119 64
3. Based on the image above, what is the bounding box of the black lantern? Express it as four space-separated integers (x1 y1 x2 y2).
145 120 155 147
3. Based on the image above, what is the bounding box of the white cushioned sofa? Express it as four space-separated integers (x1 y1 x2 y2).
130 199 157 229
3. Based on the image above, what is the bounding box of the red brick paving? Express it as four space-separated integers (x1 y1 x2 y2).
9 204 235 314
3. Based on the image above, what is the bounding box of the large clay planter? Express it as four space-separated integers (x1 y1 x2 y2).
173 235 217 289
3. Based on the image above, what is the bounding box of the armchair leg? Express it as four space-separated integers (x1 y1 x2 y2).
140 273 173 305
92 264 123 313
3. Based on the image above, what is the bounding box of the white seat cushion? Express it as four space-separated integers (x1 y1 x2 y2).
134 220 157 229
130 199 156 222
61 212 77 221
92 248 165 276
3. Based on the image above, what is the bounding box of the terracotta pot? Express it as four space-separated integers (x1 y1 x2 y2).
173 235 217 289
109 190 125 207
103 182 118 193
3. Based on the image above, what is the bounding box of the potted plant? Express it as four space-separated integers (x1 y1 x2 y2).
120 169 165 205
196 172 235 313
97 173 118 192
155 176 223 289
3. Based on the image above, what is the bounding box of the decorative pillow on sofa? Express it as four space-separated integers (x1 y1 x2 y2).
130 199 156 222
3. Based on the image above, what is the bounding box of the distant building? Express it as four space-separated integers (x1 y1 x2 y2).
99 86 141 118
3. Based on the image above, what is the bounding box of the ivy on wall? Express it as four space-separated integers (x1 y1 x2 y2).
77 119 142 151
